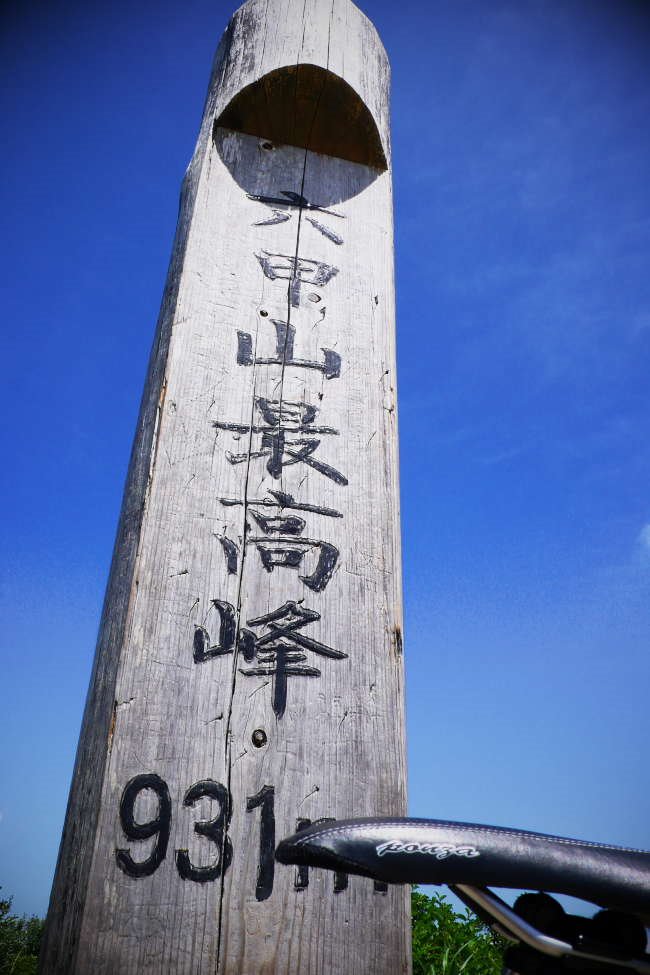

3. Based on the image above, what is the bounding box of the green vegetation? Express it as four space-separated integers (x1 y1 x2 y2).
0 891 44 975
412 888 505 975
0 884 503 974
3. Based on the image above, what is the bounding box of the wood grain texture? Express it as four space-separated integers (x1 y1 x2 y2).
40 2 409 972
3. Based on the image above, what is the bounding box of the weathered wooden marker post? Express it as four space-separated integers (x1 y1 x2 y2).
41 0 408 971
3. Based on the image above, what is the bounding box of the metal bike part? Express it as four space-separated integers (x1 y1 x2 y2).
452 885 650 974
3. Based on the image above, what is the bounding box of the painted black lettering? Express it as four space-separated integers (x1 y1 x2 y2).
294 819 311 890
252 537 339 592
246 785 275 901
218 536 239 575
239 602 347 718
176 779 233 883
116 773 171 878
293 817 348 892
237 320 341 379
304 216 343 244
247 190 344 219
193 600 236 663
220 489 342 520
333 871 349 892
256 252 338 307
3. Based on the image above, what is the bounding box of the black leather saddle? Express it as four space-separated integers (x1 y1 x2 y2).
276 817 650 974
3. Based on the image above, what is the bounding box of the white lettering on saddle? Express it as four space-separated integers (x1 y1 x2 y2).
375 840 481 860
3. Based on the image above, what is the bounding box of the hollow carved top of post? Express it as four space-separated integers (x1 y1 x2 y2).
209 0 391 170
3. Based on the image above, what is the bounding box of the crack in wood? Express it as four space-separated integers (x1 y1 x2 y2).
297 784 320 808
216 297 263 970
204 713 224 725
145 378 168 505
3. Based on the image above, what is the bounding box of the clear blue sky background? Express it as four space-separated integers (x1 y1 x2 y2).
1 0 649 919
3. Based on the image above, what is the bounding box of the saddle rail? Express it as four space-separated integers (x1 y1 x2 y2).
276 817 650 975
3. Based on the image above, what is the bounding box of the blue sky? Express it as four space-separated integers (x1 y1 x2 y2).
1 0 649 918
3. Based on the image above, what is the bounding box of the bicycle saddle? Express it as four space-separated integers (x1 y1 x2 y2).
276 817 650 974
276 817 649 919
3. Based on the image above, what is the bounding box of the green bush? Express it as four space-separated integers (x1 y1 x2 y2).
412 888 505 975
0 884 503 974
0 890 44 975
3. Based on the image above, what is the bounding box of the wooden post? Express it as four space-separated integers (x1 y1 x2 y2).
40 1 409 972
